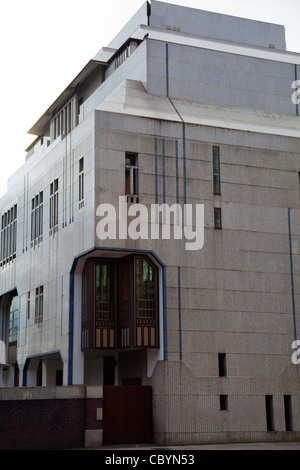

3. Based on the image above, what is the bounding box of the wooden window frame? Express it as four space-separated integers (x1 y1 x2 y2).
81 255 159 351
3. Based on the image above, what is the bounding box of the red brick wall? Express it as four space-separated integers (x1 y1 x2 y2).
0 396 103 450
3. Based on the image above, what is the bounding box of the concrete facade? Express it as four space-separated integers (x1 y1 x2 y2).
0 1 300 446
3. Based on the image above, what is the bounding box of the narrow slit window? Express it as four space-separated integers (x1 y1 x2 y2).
31 191 43 246
49 179 59 235
125 153 138 203
79 157 84 209
220 395 228 411
214 207 222 229
284 395 293 431
27 292 31 320
218 353 227 377
213 146 221 195
265 395 275 431
35 286 44 324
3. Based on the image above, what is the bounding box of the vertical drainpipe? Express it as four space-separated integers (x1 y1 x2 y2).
147 0 151 26
177 267 182 361
165 43 187 362
288 208 297 343
165 43 187 205
155 138 158 206
295 65 299 117
166 43 169 97
182 123 187 206
68 271 75 386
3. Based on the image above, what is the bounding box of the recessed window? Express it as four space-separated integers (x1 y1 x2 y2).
50 95 78 141
218 353 227 377
125 153 138 203
35 286 44 325
31 191 43 247
265 395 275 431
213 146 221 195
114 40 139 70
37 360 43 386
9 296 19 345
79 158 84 209
49 179 59 235
220 395 228 411
27 292 31 320
214 207 222 229
284 395 293 431
0 204 17 266
78 97 83 122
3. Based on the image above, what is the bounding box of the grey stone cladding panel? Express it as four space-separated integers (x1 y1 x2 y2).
147 40 296 115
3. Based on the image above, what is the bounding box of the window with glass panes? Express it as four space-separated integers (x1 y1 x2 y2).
49 179 58 235
9 295 19 346
81 255 159 351
0 204 17 267
125 153 138 203
213 146 221 195
31 191 43 246
136 258 156 319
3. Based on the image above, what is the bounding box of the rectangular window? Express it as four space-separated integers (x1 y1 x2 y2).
79 157 84 209
214 207 222 229
218 353 227 377
125 153 138 203
114 41 139 70
213 146 221 195
27 292 31 320
31 191 43 246
0 204 17 267
9 296 19 345
284 395 293 431
78 97 83 123
265 395 275 431
35 286 44 324
49 179 59 235
220 395 228 411
50 95 78 142
136 257 156 319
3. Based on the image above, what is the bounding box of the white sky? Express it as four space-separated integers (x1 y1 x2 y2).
0 0 299 198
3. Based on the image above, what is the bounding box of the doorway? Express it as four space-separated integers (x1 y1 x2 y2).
103 356 115 386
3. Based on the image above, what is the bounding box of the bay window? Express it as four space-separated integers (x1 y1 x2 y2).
81 255 159 351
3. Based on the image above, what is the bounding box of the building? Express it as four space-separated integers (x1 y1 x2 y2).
0 0 300 446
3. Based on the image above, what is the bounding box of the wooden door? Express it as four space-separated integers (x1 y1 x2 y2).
103 386 152 445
